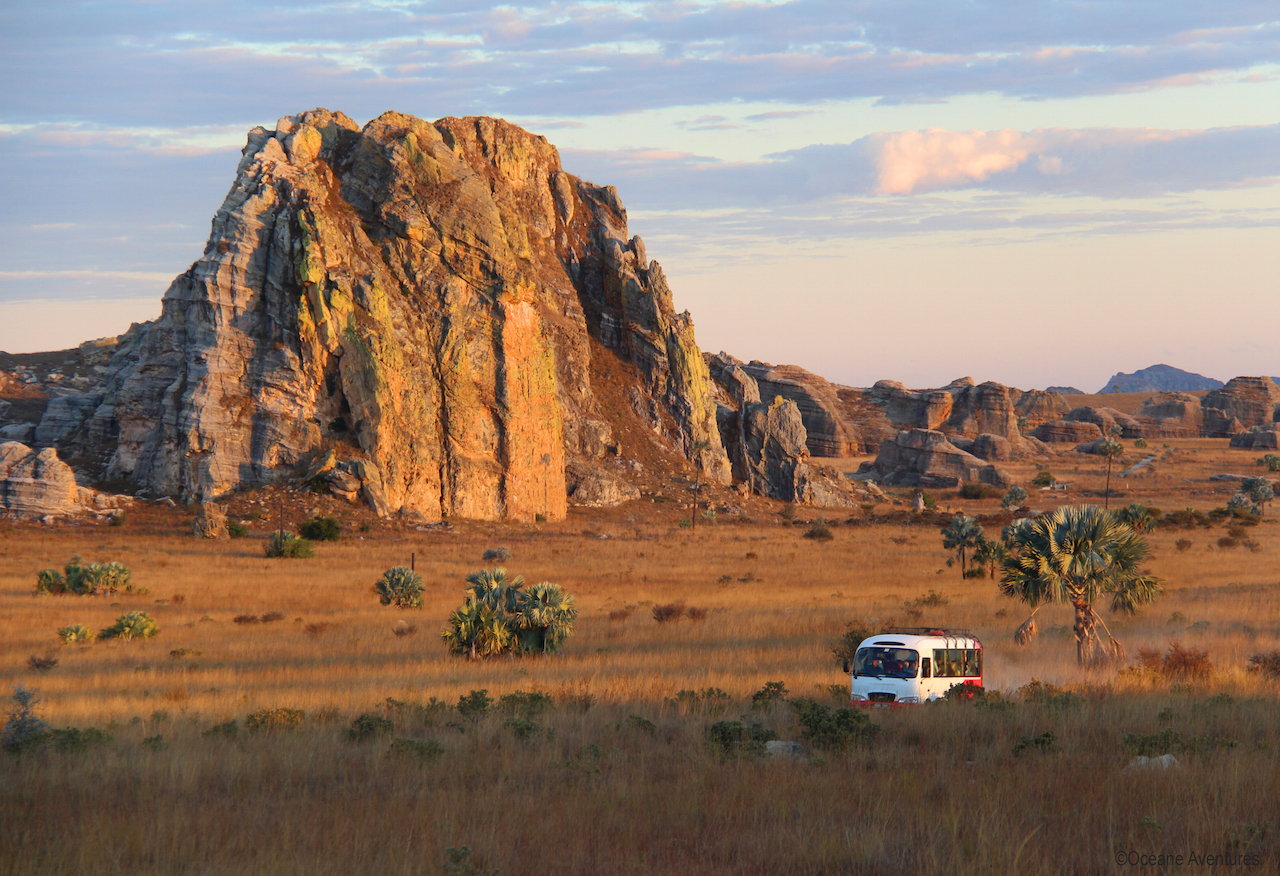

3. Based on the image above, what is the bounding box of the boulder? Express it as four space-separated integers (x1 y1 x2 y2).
1229 424 1280 451
1202 377 1280 437
193 502 230 539
1029 420 1102 443
866 378 972 431
0 442 131 520
324 467 362 500
969 433 1013 462
566 463 640 507
864 429 1012 488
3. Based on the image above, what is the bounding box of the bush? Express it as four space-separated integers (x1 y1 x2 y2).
1135 642 1212 680
751 681 789 708
1133 438 1148 449
299 516 341 542
50 727 113 753
35 559 132 596
1031 471 1055 487
1165 508 1210 528
482 546 511 562
57 624 95 645
803 520 834 541
706 718 777 758
1012 731 1057 756
1257 454 1280 472
388 737 443 762
2 684 50 754
265 531 314 559
652 602 686 623
1001 486 1029 509
375 566 425 609
959 483 1002 500
502 716 544 743
245 708 304 732
227 519 249 538
499 691 553 719
904 590 949 609
790 699 880 751
944 682 986 703
346 713 395 742
28 656 58 672
456 690 492 724
1174 538 1192 552
99 611 159 641
1246 651 1280 679
832 621 876 665
441 569 577 658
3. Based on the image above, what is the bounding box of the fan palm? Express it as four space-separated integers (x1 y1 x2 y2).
941 514 984 577
464 567 525 614
1000 505 1162 665
972 538 1008 580
515 582 578 654
1096 439 1124 509
441 602 514 659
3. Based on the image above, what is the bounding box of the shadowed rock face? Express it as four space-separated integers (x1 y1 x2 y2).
1015 390 1070 429
86 109 729 521
863 429 1012 488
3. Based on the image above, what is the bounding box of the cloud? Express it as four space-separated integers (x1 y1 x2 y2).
3 1 1279 126
870 129 1037 194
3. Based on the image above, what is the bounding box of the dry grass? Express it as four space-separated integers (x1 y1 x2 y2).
2 442 1279 873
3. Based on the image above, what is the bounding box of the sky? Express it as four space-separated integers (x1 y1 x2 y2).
1 1 1278 391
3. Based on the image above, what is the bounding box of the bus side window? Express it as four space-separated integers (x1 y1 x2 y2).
973 650 982 677
921 657 931 678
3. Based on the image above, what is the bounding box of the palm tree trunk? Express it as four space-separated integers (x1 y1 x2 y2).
1073 599 1094 665
1105 458 1113 509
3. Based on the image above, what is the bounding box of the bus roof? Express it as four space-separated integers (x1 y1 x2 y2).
859 630 982 649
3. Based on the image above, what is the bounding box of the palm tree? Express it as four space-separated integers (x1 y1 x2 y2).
1000 505 1162 666
941 514 985 577
1116 503 1155 532
464 567 525 614
441 602 514 659
972 538 1008 580
1097 437 1124 509
515 581 578 654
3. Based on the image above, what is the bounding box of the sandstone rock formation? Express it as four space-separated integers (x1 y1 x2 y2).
1229 424 1280 451
710 358 856 506
1135 392 1204 437
1014 389 1070 429
0 442 132 521
193 502 230 539
74 109 730 521
862 378 1027 448
1062 406 1143 438
728 357 860 457
1202 377 1280 438
566 462 641 507
1029 420 1102 444
861 430 1013 488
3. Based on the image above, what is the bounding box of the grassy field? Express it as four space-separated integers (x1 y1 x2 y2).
2 436 1278 874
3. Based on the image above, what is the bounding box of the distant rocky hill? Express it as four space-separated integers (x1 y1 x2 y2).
1045 386 1083 395
1097 364 1222 394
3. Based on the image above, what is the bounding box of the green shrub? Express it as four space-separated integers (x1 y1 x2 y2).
299 516 341 542
99 611 158 641
2 684 50 754
803 519 834 541
346 713 395 742
442 569 578 658
944 682 986 703
1258 454 1280 472
625 714 656 736
1013 731 1057 756
482 546 511 562
388 737 443 762
245 708 304 732
456 690 492 724
265 531 314 559
1246 650 1280 679
706 718 777 758
1124 728 1183 757
501 716 544 742
498 691 553 719
831 621 876 665
1001 486 1029 509
789 699 880 751
203 720 239 740
35 559 131 596
751 681 789 708
959 483 1002 500
50 727 113 753
375 566 424 608
57 624 95 645
1133 438 1148 448
1031 471 1055 487
227 519 249 539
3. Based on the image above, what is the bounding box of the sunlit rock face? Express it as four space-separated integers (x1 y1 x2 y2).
91 109 729 520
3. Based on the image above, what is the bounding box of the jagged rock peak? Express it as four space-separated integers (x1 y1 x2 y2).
91 109 729 521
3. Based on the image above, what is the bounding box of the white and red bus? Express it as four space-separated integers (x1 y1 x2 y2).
845 629 983 705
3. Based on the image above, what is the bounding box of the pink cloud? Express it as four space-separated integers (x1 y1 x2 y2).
871 129 1036 194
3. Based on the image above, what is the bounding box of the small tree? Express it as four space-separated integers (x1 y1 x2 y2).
2 684 50 753
375 567 425 608
1242 477 1274 514
972 538 1008 580
941 515 985 577
1116 503 1156 532
514 581 578 654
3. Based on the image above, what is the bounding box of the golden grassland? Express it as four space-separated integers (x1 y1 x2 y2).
2 437 1279 874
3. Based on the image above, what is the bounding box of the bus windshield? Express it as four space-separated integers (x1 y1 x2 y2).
853 647 919 679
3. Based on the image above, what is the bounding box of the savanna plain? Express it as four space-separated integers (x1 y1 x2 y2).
2 437 1279 875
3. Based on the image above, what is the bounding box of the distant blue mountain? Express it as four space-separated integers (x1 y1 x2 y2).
1098 364 1223 394
1045 386 1083 395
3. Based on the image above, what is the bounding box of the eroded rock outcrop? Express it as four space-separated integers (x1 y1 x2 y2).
1202 377 1280 438
1029 420 1103 444
1135 392 1204 437
0 442 132 521
1230 424 1280 450
861 429 1013 488
711 358 856 506
1015 389 1070 429
83 109 729 521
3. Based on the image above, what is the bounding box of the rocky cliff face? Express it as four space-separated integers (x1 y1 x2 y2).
1201 377 1280 437
81 109 729 521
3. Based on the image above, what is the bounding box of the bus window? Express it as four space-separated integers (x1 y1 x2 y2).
854 647 920 679
921 657 931 678
933 649 980 677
